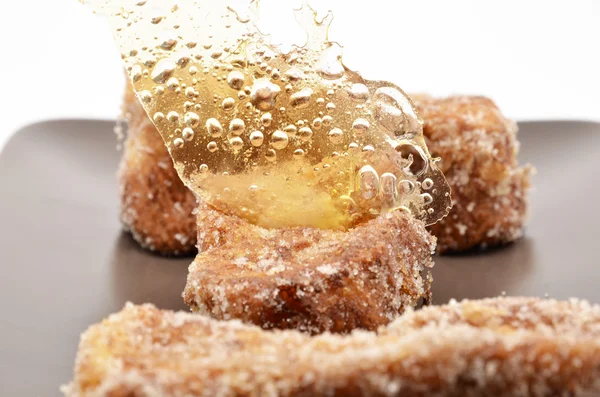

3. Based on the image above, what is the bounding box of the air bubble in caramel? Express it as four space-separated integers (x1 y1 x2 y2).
82 0 452 230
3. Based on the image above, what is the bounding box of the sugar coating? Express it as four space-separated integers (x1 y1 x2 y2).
63 297 600 397
184 203 435 334
413 95 533 253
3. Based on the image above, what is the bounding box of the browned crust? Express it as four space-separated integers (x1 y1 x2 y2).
414 95 533 253
119 92 532 255
64 297 600 397
118 85 197 255
183 204 435 334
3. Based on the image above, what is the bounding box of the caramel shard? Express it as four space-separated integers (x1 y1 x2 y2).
63 297 600 396
85 0 451 230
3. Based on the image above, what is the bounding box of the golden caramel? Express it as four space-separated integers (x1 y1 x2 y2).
83 0 451 229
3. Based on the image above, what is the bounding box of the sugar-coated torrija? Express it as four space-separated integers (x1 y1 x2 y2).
63 297 600 397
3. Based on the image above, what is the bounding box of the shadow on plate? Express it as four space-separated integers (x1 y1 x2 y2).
110 232 192 312
431 237 536 304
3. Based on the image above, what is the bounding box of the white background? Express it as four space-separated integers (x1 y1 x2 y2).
1 0 599 150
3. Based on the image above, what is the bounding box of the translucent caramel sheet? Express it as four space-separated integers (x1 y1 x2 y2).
82 0 451 229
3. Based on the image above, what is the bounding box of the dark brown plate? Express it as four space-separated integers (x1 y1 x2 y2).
0 120 599 396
